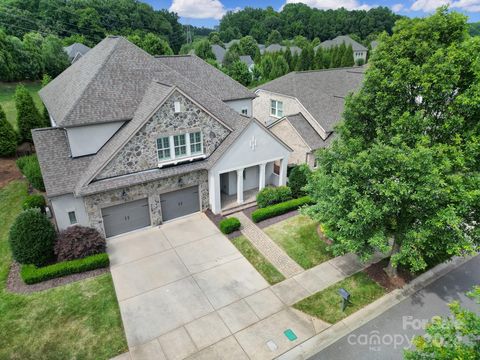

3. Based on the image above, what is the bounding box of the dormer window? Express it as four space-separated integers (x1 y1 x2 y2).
174 101 182 113
156 131 204 165
270 99 283 118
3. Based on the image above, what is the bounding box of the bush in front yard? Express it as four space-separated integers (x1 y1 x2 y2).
219 217 241 234
9 209 56 266
22 194 46 211
256 186 292 208
16 154 45 192
21 253 110 284
54 225 106 262
288 164 312 198
252 196 313 223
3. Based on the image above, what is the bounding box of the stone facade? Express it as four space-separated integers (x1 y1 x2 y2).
83 170 209 237
269 119 310 166
97 91 230 180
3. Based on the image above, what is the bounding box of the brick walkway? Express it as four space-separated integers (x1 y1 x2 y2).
234 212 304 278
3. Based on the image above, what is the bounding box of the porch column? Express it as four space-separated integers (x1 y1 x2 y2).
237 168 244 204
279 158 287 186
258 163 266 190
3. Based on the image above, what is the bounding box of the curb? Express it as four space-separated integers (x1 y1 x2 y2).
277 255 476 360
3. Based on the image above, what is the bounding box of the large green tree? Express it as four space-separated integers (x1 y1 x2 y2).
194 40 215 61
228 61 251 86
0 105 17 157
304 8 480 276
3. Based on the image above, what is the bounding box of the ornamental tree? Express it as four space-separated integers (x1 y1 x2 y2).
15 84 43 142
303 8 480 276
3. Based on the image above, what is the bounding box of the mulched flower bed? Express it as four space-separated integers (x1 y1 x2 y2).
363 258 415 292
6 261 109 294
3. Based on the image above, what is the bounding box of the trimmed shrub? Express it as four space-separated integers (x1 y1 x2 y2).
256 186 292 208
219 217 241 234
22 194 46 211
20 253 109 284
0 105 17 157
252 196 313 223
54 225 106 261
288 164 312 198
356 58 365 66
9 209 56 266
16 154 45 191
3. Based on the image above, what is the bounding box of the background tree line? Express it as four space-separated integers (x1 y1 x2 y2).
218 4 400 44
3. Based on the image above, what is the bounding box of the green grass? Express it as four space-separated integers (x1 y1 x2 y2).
264 215 334 269
231 235 285 285
0 81 43 130
0 181 127 359
293 272 386 324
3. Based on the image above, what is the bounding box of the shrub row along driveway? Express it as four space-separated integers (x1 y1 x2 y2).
108 213 318 359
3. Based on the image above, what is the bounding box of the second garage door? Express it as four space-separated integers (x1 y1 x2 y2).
102 198 151 238
160 186 200 222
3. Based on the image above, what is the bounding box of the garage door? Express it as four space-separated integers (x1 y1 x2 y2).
102 198 151 238
160 186 200 222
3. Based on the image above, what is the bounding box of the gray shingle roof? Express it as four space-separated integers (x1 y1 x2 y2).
275 113 335 150
316 35 367 52
263 44 302 55
256 67 366 132
155 54 255 101
211 44 226 64
239 55 254 67
41 37 255 128
32 128 94 197
63 43 91 61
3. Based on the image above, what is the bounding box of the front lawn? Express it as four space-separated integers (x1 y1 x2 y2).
293 272 386 324
0 181 127 359
263 215 334 269
0 81 43 129
231 235 285 285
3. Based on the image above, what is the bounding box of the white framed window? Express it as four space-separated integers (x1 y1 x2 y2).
241 108 248 115
174 101 181 113
68 211 77 225
156 136 171 161
157 131 204 164
270 99 283 118
189 132 202 155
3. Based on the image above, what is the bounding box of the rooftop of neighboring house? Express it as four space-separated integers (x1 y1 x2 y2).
63 42 91 62
262 44 302 55
211 44 226 63
315 35 368 52
256 66 366 133
35 36 257 197
239 55 254 67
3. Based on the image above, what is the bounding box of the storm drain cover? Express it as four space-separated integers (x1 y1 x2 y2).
284 329 297 341
266 340 278 351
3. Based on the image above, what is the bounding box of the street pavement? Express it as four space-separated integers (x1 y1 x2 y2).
310 255 479 360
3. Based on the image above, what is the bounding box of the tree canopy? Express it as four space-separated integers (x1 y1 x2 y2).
219 4 400 44
303 8 480 276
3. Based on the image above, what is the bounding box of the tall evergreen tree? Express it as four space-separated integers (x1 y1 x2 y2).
0 105 17 156
314 47 324 69
271 56 289 78
341 44 355 67
260 55 274 80
283 47 293 71
298 45 314 71
15 85 42 142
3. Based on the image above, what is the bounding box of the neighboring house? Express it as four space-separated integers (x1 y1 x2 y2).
253 67 365 168
63 43 91 63
239 55 255 72
261 44 302 55
33 36 291 238
315 35 367 63
370 40 378 50
211 44 226 64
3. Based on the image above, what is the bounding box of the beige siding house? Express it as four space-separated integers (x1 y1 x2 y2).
253 67 366 168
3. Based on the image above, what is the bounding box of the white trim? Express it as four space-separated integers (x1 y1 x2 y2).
158 154 206 168
157 130 204 166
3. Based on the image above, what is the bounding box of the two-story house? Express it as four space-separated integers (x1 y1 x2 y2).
253 67 365 168
33 36 291 238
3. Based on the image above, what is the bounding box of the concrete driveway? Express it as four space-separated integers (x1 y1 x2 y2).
108 213 318 360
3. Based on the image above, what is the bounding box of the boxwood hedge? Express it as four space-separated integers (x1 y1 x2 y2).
251 196 313 223
219 217 241 234
20 253 110 285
